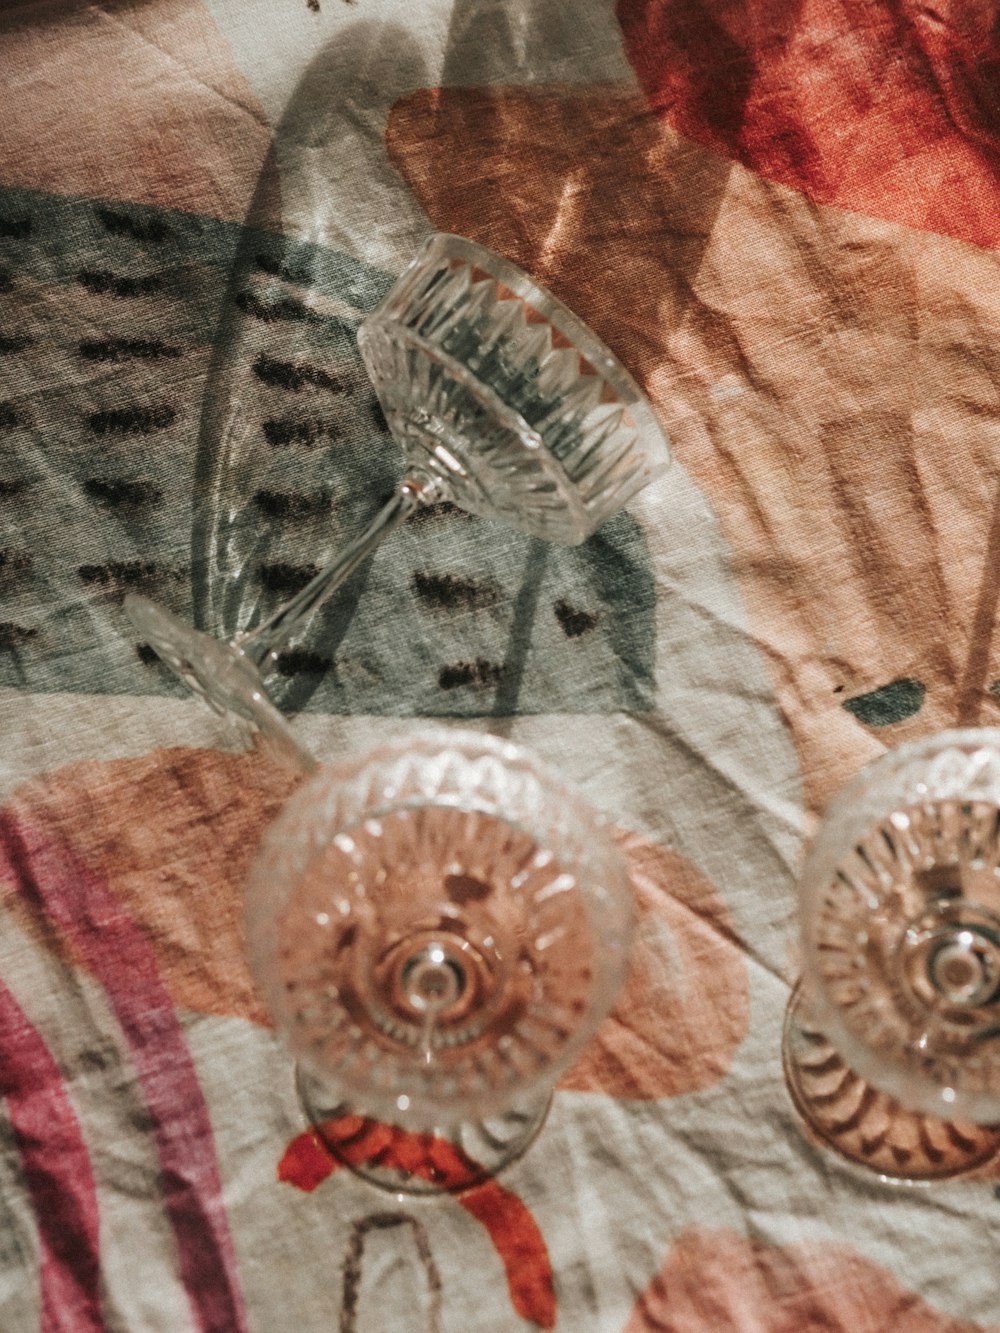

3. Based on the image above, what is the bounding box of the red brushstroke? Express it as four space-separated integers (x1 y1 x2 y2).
277 1129 334 1194
618 0 1000 251
279 1118 557 1329
0 979 104 1330
0 812 248 1333
459 1183 555 1330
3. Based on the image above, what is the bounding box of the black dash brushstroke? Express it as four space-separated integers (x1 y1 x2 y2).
77 561 184 593
252 353 346 394
273 647 332 676
258 562 320 595
79 338 182 362
0 622 37 649
252 488 331 519
554 600 598 637
438 658 504 689
412 570 500 611
84 478 164 507
77 270 163 298
88 406 177 435
254 253 314 285
96 206 171 243
261 417 341 447
407 500 474 526
235 290 322 325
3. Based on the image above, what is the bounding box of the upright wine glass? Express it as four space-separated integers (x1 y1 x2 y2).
244 729 632 1194
126 233 670 764
783 729 1000 1181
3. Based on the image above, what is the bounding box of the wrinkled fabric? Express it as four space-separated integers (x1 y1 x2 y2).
3 0 1000 1329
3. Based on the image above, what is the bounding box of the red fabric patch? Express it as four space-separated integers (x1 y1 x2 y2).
618 0 1000 250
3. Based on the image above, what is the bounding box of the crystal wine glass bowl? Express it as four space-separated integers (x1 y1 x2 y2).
244 729 632 1192
125 233 670 759
784 729 1000 1179
357 232 669 545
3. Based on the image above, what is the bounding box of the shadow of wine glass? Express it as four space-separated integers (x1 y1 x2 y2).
188 17 661 724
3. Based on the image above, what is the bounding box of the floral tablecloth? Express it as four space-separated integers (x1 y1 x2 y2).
3 0 1000 1328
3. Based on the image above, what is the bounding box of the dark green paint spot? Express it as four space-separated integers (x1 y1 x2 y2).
842 678 925 727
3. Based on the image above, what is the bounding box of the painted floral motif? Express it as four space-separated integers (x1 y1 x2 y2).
279 1121 556 1329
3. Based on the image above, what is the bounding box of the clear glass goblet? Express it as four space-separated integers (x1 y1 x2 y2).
125 233 670 764
244 729 632 1194
784 729 1000 1181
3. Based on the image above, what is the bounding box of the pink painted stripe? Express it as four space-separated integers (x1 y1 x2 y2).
0 812 248 1333
0 979 104 1331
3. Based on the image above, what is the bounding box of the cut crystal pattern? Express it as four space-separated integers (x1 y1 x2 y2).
359 235 670 545
245 730 632 1127
800 729 1000 1122
124 232 670 751
783 984 1000 1180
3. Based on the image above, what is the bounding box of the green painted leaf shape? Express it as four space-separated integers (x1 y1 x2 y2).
842 678 925 727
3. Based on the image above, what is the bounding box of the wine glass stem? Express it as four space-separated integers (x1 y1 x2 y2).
234 472 438 670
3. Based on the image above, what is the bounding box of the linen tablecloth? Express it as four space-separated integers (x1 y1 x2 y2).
3 0 1000 1328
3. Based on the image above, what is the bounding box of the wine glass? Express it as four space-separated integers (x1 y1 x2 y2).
244 728 632 1194
125 233 670 763
783 729 1000 1181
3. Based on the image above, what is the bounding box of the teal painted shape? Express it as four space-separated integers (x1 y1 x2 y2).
842 678 925 727
0 185 656 715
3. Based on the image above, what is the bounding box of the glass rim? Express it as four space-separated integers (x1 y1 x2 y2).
365 230 671 466
245 725 633 1122
803 727 1000 883
800 726 1000 1122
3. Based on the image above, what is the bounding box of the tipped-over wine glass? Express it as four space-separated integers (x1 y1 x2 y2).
125 233 670 765
783 729 1000 1181
244 729 632 1194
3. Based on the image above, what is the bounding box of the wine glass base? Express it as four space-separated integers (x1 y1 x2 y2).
295 1064 550 1196
782 982 1000 1182
124 594 313 773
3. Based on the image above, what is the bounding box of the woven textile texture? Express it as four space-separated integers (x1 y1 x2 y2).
3 0 1000 1328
